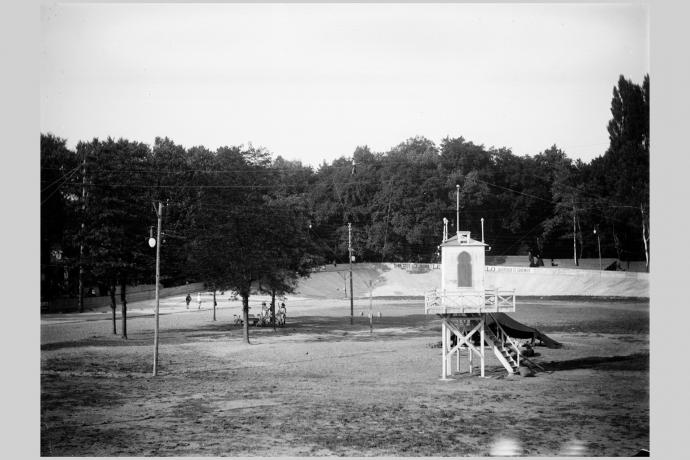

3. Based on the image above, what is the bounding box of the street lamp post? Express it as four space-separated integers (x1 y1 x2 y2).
151 202 163 376
594 227 602 271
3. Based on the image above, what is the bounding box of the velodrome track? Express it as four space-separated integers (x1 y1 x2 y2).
295 263 649 299
42 260 649 314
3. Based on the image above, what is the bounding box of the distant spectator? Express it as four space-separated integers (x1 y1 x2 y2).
185 293 191 309
551 259 558 267
197 292 202 309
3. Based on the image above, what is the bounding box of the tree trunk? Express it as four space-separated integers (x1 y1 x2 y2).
109 284 117 335
241 294 250 344
271 289 276 332
212 287 217 322
120 281 127 339
612 223 622 261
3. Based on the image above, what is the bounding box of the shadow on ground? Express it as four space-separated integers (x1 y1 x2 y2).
41 314 440 351
541 353 649 372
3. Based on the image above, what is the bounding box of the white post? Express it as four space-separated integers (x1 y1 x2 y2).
441 320 447 378
456 184 460 236
447 324 453 374
479 319 485 378
481 217 485 243
441 261 445 295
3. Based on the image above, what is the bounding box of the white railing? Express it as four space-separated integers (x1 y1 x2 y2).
425 288 516 314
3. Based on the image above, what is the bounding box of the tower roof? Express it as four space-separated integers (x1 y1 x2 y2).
441 231 487 247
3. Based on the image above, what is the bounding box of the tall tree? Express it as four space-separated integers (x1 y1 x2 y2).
41 134 80 301
80 137 152 338
190 144 277 343
603 75 650 268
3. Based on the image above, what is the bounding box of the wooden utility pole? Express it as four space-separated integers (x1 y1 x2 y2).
572 201 578 266
153 201 162 377
349 222 353 325
78 149 86 313
368 280 373 334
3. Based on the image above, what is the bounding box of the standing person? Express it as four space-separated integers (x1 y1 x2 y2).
185 293 191 309
197 292 202 310
278 302 287 326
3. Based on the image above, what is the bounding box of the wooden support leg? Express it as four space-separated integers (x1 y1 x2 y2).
453 319 459 373
480 319 485 378
456 345 460 373
446 323 453 374
441 320 447 379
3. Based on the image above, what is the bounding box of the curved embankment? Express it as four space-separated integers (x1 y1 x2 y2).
295 263 649 299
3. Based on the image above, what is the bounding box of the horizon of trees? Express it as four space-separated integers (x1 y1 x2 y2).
41 74 649 319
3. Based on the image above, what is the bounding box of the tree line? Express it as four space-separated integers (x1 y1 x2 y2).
41 74 649 336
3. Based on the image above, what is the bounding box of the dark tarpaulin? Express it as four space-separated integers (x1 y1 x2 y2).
485 313 563 349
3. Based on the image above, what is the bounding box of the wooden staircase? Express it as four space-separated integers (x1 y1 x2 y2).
483 322 520 375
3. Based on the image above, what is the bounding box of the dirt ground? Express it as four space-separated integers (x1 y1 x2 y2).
41 295 649 456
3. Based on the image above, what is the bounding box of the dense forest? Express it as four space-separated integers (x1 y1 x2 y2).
41 74 649 305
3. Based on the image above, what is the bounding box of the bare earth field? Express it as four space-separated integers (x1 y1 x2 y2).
41 295 649 456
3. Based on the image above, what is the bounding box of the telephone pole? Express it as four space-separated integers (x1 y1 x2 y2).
573 201 578 266
348 222 353 325
78 148 86 313
152 201 163 377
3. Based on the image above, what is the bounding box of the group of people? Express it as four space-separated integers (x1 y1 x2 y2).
184 292 218 310
260 301 287 325
527 250 544 268
185 292 287 325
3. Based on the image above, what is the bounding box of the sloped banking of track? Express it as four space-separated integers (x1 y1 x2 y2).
295 263 649 299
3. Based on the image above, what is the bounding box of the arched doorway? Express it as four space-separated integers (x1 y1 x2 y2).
457 251 472 287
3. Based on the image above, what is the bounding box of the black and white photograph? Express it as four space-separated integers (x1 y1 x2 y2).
33 0 664 457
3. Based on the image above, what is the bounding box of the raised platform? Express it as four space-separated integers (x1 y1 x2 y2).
424 289 516 315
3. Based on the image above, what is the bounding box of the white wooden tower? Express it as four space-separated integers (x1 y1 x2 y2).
425 224 520 379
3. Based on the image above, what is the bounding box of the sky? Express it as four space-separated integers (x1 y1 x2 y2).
40 2 649 167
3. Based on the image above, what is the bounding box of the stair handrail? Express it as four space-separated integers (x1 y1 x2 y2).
488 313 521 368
482 326 515 374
